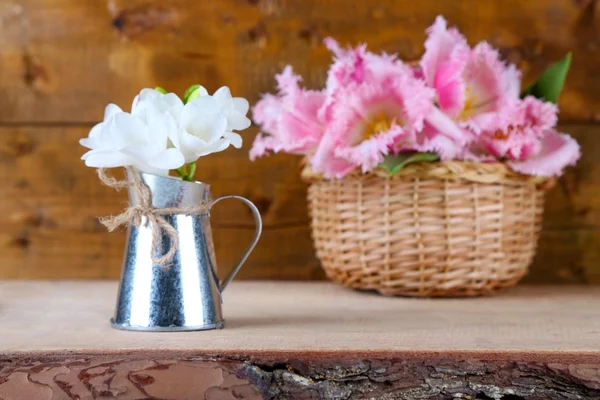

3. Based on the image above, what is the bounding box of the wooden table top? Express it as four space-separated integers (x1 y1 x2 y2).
1 281 599 359
2 281 600 399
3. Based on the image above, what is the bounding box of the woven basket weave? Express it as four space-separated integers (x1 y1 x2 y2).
302 162 554 297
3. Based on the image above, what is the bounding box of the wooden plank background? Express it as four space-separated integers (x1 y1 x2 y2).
0 0 598 283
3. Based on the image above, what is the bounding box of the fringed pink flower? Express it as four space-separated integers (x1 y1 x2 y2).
409 107 471 160
249 17 580 179
508 131 580 177
319 38 408 122
311 62 435 178
480 96 558 160
420 16 521 132
467 96 579 176
250 66 325 160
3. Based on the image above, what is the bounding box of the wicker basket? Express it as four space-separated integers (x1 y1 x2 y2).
302 161 554 297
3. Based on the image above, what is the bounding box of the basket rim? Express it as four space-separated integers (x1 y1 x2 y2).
301 160 555 189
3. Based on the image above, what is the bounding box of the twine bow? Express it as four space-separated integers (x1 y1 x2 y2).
97 167 210 266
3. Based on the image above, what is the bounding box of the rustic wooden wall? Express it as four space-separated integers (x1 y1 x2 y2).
0 0 598 282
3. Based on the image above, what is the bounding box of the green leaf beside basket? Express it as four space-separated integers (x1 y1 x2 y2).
379 152 440 176
521 52 572 103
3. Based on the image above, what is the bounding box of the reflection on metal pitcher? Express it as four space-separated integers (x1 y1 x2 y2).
111 171 262 331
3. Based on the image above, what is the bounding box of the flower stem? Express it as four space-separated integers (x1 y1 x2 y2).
175 162 196 181
186 162 197 181
175 166 187 178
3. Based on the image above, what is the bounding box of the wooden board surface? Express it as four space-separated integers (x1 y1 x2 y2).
2 124 600 282
1 281 600 355
0 0 599 282
2 281 600 399
0 0 598 123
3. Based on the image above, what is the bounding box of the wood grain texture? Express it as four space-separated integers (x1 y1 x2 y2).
0 126 321 279
1 282 600 398
0 0 599 281
0 0 597 123
1 125 598 281
2 281 600 353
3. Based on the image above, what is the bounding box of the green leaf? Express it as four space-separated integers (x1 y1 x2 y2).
154 86 167 94
379 152 440 176
521 52 572 103
183 84 201 104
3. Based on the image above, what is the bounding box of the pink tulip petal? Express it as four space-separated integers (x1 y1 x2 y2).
434 60 467 117
425 106 469 145
508 131 581 177
420 16 469 88
250 66 326 159
334 127 401 173
311 134 356 179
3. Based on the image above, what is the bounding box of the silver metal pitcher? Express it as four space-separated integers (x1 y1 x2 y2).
111 172 262 331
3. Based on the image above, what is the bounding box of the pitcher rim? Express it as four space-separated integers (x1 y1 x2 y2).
137 170 211 189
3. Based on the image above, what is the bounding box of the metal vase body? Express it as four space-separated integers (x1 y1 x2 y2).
111 172 262 331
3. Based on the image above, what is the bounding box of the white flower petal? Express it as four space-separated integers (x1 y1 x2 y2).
183 96 223 115
138 88 162 102
197 115 228 142
146 114 173 143
180 98 228 142
113 113 147 146
82 150 135 168
87 122 103 139
148 148 185 170
132 160 170 176
227 111 251 131
131 95 140 111
178 133 208 163
213 86 233 107
79 137 102 150
104 104 122 120
101 119 128 150
223 131 243 148
197 138 231 157
232 97 249 115
164 93 184 108
132 89 160 112
168 127 183 149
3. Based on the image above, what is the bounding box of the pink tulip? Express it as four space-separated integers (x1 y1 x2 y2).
420 16 521 133
250 66 326 160
310 43 437 178
250 16 580 179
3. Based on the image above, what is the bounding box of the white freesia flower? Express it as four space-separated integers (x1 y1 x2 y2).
80 87 251 177
191 86 251 131
214 86 251 131
169 86 251 163
132 88 184 123
187 85 251 148
169 95 232 163
80 102 185 176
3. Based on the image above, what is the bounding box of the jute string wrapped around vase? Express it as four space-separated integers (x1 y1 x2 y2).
97 167 210 265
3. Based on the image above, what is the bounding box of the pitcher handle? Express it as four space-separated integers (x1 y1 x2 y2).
210 196 263 293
